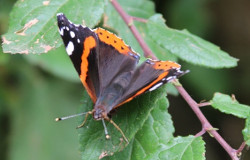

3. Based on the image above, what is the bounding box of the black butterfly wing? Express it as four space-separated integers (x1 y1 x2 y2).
114 59 185 108
57 14 140 103
93 28 140 93
57 13 100 102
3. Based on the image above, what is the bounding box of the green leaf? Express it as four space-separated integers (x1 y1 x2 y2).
242 115 250 146
24 46 79 82
110 136 205 160
141 21 178 62
147 14 238 68
131 96 175 159
2 0 105 54
78 85 169 159
156 136 205 160
210 92 250 118
103 93 174 160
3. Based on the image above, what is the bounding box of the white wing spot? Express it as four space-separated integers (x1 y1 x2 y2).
57 13 63 16
70 31 75 38
77 39 80 43
59 28 64 36
149 82 163 92
66 41 74 55
66 27 69 31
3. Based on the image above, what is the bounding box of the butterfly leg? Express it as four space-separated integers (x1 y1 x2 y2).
76 110 93 129
105 117 129 144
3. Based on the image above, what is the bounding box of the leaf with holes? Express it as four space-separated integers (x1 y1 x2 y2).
2 0 104 54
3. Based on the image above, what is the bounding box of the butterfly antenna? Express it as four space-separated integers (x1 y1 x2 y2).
106 118 129 144
55 112 88 121
182 70 190 76
102 118 110 139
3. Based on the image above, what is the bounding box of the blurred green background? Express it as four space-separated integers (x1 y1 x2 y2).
0 0 249 159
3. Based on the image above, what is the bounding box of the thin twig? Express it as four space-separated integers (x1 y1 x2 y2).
195 128 206 137
110 0 241 159
237 142 246 155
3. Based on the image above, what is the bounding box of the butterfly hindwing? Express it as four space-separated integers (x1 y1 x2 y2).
114 59 185 107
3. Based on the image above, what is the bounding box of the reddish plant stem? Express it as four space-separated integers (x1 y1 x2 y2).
195 128 206 137
237 142 246 155
175 85 238 160
110 0 241 159
110 0 157 60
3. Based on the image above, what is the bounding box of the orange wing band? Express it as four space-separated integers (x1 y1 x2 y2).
80 36 97 102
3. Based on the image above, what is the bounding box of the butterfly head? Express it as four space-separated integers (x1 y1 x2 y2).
93 105 107 120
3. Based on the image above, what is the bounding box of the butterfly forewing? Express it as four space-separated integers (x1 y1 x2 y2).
94 28 140 91
57 13 100 102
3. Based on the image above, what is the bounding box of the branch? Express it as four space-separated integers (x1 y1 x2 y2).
237 142 246 155
110 0 157 60
110 0 242 159
175 83 238 160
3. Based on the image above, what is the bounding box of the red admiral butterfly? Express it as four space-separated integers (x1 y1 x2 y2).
56 13 186 143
